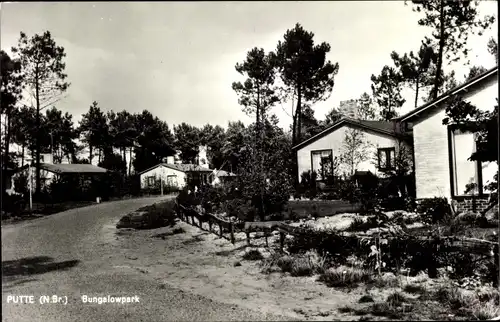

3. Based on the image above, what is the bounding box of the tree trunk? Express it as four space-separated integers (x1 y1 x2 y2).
3 112 12 193
35 71 41 195
432 0 446 100
414 78 420 108
98 148 102 164
21 144 25 167
296 86 303 144
89 145 93 164
128 147 132 175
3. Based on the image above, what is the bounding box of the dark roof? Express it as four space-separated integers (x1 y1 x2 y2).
396 66 498 122
292 117 404 151
40 163 107 174
139 163 213 175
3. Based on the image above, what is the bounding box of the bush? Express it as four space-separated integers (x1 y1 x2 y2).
262 251 326 277
1 192 26 215
298 170 318 200
318 266 373 288
417 197 453 224
242 249 264 261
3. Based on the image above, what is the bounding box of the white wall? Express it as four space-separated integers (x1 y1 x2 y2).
139 165 186 189
412 76 498 200
296 124 406 180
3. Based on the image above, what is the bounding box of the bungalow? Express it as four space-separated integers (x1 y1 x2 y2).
11 162 108 193
293 117 412 181
395 66 498 213
139 162 213 190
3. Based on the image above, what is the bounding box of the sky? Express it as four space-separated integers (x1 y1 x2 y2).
1 1 498 131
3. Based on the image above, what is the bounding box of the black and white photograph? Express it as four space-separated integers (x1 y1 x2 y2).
1 1 499 321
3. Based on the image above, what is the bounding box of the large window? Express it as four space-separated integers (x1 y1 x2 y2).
378 148 395 171
311 150 333 180
147 176 155 187
449 128 496 196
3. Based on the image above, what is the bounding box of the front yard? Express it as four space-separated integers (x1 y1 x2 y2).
115 199 499 321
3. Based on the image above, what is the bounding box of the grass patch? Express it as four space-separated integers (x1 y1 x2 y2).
262 251 327 277
318 266 373 288
386 292 410 306
471 300 500 320
242 249 264 261
369 302 410 319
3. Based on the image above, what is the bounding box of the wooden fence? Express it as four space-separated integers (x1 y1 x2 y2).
177 204 237 243
175 203 499 265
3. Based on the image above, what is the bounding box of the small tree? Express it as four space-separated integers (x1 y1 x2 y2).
340 128 371 176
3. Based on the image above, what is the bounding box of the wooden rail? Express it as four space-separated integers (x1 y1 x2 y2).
177 204 235 244
175 202 498 260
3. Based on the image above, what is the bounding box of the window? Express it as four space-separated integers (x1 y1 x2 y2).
450 128 496 196
147 176 155 187
378 148 395 170
311 150 333 180
166 175 177 187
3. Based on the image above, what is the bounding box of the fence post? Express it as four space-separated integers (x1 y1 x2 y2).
279 232 285 251
230 222 235 244
265 229 269 248
219 223 223 238
208 218 212 232
246 230 250 246
427 237 438 278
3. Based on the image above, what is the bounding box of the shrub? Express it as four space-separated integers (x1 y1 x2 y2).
403 284 427 295
318 266 373 288
369 302 406 319
298 170 318 200
386 292 409 306
417 197 453 224
242 249 264 261
1 192 26 215
262 251 326 277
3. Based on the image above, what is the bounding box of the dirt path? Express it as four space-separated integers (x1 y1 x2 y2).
113 219 366 321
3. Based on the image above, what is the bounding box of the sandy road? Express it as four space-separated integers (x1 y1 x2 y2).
2 196 290 322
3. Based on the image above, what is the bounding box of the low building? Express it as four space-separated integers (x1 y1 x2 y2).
11 162 108 197
293 117 412 181
139 162 213 191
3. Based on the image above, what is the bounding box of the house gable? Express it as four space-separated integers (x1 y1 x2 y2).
293 118 401 151
397 66 497 123
410 69 498 201
296 122 407 179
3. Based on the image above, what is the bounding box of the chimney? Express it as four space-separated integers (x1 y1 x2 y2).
198 145 209 169
166 156 175 164
40 153 53 164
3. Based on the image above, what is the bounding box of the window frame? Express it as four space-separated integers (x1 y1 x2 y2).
377 147 396 171
447 125 492 198
310 149 334 181
147 176 156 187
